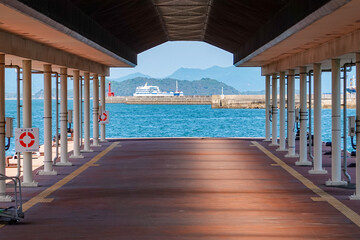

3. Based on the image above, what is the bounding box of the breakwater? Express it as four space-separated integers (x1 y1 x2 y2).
212 95 265 109
106 94 357 109
212 94 357 109
106 96 212 105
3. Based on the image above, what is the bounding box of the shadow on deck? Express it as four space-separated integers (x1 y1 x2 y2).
1 138 360 239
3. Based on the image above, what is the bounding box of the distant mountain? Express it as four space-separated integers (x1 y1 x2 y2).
4 69 73 96
107 66 264 92
167 66 263 92
33 89 44 99
3 65 264 96
32 88 76 99
109 72 151 82
109 77 239 96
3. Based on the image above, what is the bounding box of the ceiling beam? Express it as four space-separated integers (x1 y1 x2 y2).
0 28 109 75
4 0 137 66
234 0 348 66
261 27 360 75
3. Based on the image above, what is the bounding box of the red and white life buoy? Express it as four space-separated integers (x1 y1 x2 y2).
19 132 35 148
99 112 108 122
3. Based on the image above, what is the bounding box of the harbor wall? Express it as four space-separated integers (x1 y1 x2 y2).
106 94 357 109
212 95 266 109
106 96 212 105
211 94 357 109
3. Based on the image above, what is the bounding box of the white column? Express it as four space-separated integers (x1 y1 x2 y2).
0 55 12 200
326 59 347 186
286 74 289 144
91 74 100 147
81 72 92 152
277 72 286 151
57 68 72 166
38 64 57 175
309 63 327 174
285 69 298 158
100 75 106 142
296 66 311 165
265 75 271 141
270 73 278 146
70 70 83 159
350 53 360 199
22 60 38 187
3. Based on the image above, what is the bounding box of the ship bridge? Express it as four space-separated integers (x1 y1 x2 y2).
1 0 360 238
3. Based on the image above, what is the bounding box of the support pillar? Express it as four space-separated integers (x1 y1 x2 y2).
81 72 92 152
286 74 289 144
285 69 298 158
277 72 286 151
57 68 72 166
326 59 347 186
100 75 106 142
0 54 12 200
91 74 100 147
70 70 83 159
265 75 271 141
350 53 360 199
38 64 57 175
22 60 38 187
296 66 312 166
269 73 278 146
309 63 327 174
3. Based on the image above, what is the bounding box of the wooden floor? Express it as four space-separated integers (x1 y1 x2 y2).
1 138 360 239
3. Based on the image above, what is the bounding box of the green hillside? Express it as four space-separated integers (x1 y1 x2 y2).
109 77 239 96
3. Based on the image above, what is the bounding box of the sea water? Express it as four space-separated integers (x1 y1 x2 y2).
3 99 356 156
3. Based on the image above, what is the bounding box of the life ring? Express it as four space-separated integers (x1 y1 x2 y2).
99 112 108 122
19 132 35 148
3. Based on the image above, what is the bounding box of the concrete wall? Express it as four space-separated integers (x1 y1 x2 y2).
212 95 265 109
106 94 356 108
212 94 356 109
106 96 212 105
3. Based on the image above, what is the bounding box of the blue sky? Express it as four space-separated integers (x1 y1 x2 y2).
1 41 355 94
3 41 355 93
110 41 235 78
109 41 356 93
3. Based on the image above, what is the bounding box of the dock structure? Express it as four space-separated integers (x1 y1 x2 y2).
0 0 360 238
106 96 212 105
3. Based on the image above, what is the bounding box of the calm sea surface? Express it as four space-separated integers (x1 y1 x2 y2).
4 99 356 155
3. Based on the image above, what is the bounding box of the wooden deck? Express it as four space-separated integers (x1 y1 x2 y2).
1 138 360 239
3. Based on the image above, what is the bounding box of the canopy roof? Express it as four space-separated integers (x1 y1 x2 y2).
4 0 345 69
70 0 290 54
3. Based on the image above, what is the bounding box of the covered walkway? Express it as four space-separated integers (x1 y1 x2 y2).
1 138 360 239
1 1 360 237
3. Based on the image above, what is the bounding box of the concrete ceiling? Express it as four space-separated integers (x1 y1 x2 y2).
0 0 354 71
69 0 291 54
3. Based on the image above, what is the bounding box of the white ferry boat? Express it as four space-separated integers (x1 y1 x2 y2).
133 82 184 96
